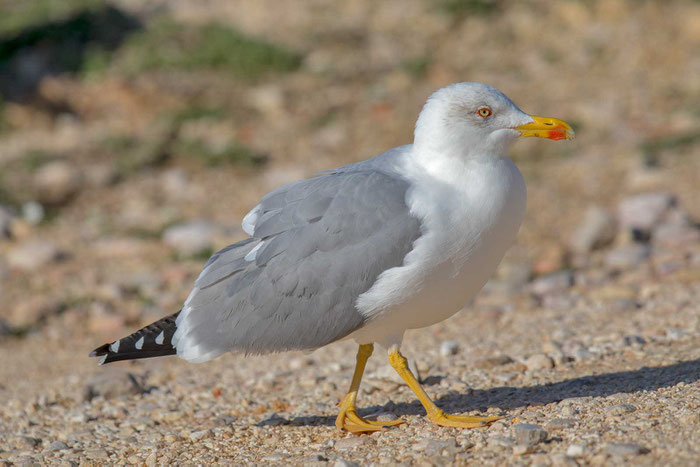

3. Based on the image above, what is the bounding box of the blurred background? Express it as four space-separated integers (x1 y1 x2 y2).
0 0 699 462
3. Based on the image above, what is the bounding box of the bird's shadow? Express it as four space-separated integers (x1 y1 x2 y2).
285 358 700 427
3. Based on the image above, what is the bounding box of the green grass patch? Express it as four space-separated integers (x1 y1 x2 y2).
401 56 431 78
116 19 302 81
0 0 103 36
436 0 500 16
640 131 700 166
170 105 229 125
171 138 266 167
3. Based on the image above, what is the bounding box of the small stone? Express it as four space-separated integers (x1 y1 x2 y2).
49 440 69 451
145 452 158 466
513 444 535 455
531 271 573 296
440 340 460 357
21 201 44 225
474 355 514 369
365 411 399 423
653 223 700 249
334 460 359 467
605 442 649 456
262 453 286 461
532 245 567 275
545 418 577 430
0 205 14 237
525 354 555 371
569 206 617 253
567 444 585 457
604 244 649 270
413 438 457 455
334 436 376 450
0 317 13 338
33 160 83 205
606 404 636 416
513 424 548 446
618 192 674 232
8 240 63 271
83 370 145 401
189 429 212 441
162 220 216 257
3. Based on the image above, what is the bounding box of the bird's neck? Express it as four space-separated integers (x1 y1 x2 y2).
410 142 503 184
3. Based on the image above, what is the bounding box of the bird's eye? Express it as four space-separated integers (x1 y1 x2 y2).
477 107 492 118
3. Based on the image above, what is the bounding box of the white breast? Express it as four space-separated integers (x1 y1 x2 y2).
349 152 526 347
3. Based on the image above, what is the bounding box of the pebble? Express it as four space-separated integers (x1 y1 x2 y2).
412 438 457 455
545 418 577 430
512 444 535 455
606 404 636 416
0 205 13 238
604 244 649 270
569 205 617 253
334 460 359 467
513 423 548 446
524 353 555 371
439 340 459 357
7 240 63 271
0 317 13 338
605 442 650 456
617 192 674 232
566 444 585 457
531 270 573 296
21 201 44 225
334 436 376 450
49 441 69 451
188 429 212 441
365 411 399 422
653 223 700 248
473 355 514 369
162 220 216 257
33 160 83 205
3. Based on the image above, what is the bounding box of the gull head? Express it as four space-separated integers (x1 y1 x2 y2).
413 82 574 158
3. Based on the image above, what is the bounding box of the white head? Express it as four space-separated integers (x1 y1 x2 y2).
413 82 573 158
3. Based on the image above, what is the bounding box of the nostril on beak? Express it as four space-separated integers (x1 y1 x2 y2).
544 122 554 126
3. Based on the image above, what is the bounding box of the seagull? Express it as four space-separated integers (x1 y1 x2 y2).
91 82 573 433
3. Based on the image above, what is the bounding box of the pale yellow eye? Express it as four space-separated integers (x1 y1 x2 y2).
477 107 492 118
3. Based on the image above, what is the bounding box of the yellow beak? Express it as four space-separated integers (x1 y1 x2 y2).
514 116 575 141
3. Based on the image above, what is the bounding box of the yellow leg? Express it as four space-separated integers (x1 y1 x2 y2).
335 344 404 433
388 347 501 429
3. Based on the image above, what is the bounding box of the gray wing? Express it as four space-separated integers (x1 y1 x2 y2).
172 170 422 361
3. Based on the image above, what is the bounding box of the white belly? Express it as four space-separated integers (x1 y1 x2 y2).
348 155 526 347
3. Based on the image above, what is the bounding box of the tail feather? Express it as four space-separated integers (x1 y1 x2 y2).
90 311 180 365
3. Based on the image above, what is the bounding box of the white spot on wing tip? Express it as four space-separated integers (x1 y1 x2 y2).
135 336 144 350
241 205 260 236
109 340 120 353
244 242 264 262
155 331 165 345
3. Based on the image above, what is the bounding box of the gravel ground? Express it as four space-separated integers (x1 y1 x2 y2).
0 0 699 465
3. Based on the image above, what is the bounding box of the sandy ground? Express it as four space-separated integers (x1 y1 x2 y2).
1 0 699 465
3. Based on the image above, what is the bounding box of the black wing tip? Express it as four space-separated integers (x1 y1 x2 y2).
89 343 110 358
